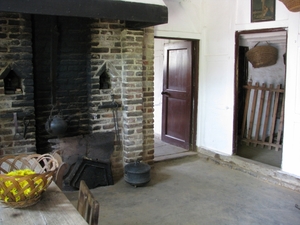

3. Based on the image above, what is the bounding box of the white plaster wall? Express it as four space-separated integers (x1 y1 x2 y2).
155 0 203 39
154 0 300 177
153 39 165 137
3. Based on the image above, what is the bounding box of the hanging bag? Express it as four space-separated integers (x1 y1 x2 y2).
246 42 278 68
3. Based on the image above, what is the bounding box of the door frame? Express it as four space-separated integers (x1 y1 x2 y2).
233 28 287 154
154 37 199 151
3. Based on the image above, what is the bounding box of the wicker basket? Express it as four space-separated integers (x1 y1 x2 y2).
0 154 58 208
280 0 300 12
246 42 278 68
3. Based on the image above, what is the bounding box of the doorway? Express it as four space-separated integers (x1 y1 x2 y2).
154 38 199 158
234 29 287 168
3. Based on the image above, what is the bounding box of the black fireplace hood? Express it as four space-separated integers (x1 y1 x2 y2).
0 0 168 29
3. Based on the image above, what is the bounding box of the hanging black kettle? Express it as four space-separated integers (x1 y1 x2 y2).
45 114 68 136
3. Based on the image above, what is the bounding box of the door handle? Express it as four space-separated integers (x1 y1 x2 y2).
161 91 168 95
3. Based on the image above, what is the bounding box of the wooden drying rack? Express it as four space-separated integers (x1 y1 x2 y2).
241 82 284 151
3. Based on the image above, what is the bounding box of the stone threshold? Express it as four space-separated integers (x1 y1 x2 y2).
197 147 300 193
154 151 198 162
153 146 300 192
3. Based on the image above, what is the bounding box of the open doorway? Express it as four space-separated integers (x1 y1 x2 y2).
154 38 199 159
234 28 287 168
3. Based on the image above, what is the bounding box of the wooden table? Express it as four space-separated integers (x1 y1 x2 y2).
0 182 88 225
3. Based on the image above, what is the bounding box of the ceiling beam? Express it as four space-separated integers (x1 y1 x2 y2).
0 0 168 28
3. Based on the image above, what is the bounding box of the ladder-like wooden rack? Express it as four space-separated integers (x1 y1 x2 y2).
241 82 284 151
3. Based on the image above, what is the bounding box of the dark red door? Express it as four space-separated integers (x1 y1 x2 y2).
161 41 192 149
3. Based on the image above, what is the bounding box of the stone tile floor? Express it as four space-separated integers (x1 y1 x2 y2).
154 138 197 162
64 155 300 225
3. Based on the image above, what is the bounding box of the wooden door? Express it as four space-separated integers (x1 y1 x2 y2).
161 41 192 149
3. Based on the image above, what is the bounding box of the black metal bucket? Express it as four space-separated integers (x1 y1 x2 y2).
124 161 150 187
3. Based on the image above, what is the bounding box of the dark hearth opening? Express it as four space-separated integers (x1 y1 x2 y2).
56 132 115 190
67 156 113 190
33 15 91 153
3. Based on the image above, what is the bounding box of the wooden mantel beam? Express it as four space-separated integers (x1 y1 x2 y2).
0 0 168 29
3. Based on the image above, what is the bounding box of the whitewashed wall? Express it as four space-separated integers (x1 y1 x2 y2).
154 0 300 177
154 38 164 136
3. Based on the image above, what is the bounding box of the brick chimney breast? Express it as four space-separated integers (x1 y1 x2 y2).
0 13 155 182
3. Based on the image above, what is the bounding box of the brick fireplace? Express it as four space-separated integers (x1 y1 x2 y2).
0 5 165 181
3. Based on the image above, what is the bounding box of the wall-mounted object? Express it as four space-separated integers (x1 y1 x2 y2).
0 64 22 95
280 0 300 12
246 42 278 68
251 0 275 22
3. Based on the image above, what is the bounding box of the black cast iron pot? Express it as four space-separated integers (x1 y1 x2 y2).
124 161 151 187
45 115 68 136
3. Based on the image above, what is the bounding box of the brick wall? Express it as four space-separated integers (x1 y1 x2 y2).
89 20 155 178
0 13 36 155
121 28 144 164
142 27 155 165
89 19 125 178
0 13 155 180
